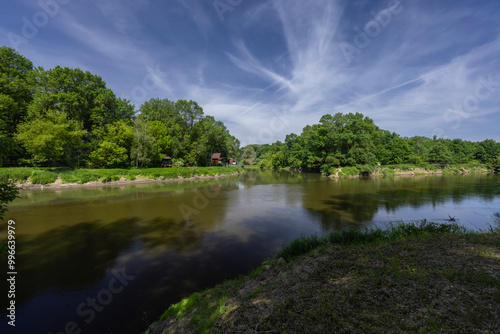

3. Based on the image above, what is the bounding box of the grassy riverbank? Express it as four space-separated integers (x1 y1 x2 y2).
147 221 500 334
0 166 242 186
327 163 491 178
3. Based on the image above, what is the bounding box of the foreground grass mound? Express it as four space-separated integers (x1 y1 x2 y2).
0 167 242 185
148 222 500 334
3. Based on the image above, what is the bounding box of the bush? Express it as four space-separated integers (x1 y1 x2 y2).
0 181 19 221
338 166 359 177
357 164 374 173
173 159 185 167
381 169 395 175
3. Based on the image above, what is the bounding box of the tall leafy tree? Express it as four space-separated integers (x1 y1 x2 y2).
138 98 177 124
131 119 158 167
149 120 173 159
89 121 134 168
28 66 133 132
175 99 204 132
15 110 87 166
0 46 33 135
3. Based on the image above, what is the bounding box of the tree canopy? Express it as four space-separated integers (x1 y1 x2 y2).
241 112 500 173
1 46 498 170
0 46 240 168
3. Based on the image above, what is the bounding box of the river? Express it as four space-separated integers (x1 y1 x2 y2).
1 170 499 333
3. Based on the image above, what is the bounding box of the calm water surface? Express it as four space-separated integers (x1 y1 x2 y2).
1 170 499 333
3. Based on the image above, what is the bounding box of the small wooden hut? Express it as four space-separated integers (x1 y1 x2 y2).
161 157 173 167
212 153 223 165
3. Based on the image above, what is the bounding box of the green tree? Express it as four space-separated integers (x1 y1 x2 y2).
131 119 158 167
241 145 257 165
386 136 413 164
175 99 204 132
89 120 134 168
0 133 20 222
0 181 18 221
149 120 172 159
89 141 128 168
428 140 455 164
28 66 133 132
476 139 500 164
15 110 87 166
271 151 286 169
138 98 177 124
0 46 33 135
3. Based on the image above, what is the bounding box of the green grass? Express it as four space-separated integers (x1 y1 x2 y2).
29 170 58 184
0 166 243 185
275 220 468 261
151 221 499 334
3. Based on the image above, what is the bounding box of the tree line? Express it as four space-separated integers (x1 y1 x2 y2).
240 113 500 173
1 46 499 174
0 46 240 168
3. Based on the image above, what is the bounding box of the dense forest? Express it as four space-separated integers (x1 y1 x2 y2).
241 113 500 173
1 46 499 174
0 46 239 169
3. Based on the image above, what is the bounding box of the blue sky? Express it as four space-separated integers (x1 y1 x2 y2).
1 0 499 145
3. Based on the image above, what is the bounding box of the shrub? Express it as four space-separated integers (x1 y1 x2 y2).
173 158 185 167
381 169 395 175
338 166 359 177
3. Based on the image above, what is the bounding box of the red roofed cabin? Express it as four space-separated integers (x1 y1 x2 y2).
212 153 224 165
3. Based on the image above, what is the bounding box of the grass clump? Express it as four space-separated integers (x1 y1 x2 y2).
276 220 467 262
29 170 58 184
0 168 33 183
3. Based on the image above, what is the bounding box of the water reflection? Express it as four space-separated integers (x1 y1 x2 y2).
302 174 499 230
0 171 498 333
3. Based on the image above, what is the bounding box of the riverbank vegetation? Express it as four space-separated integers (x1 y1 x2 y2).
147 221 500 334
326 163 491 178
2 46 499 175
0 166 242 186
0 47 239 169
240 113 500 175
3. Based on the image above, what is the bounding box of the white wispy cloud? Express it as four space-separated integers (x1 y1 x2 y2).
4 0 498 144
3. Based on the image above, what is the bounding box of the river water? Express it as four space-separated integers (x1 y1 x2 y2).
1 170 499 333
